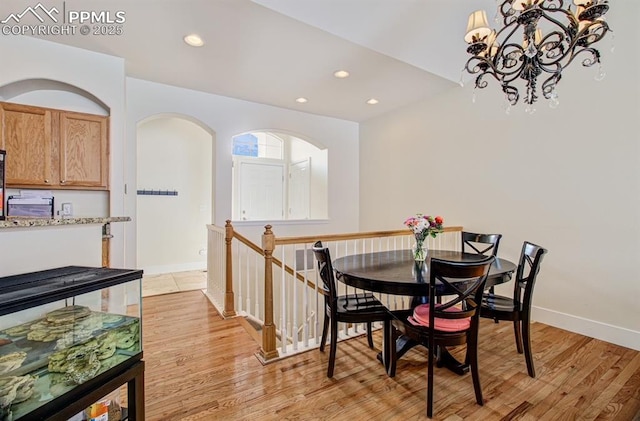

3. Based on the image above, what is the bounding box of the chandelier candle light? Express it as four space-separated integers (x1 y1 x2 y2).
404 214 444 262
463 0 611 108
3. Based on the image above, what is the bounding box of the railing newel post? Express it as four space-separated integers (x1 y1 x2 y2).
261 225 279 361
223 220 237 317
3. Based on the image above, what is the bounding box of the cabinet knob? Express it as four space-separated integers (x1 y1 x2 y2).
60 180 66 183
44 179 49 183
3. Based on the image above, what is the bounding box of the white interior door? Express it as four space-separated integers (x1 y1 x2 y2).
238 160 284 220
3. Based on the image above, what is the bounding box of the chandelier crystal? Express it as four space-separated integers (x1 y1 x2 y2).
463 0 611 106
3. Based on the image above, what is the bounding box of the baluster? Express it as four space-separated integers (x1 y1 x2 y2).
302 243 309 348
291 245 298 351
237 243 243 313
245 246 251 315
281 245 288 355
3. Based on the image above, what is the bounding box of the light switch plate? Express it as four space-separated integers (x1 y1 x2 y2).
61 202 73 217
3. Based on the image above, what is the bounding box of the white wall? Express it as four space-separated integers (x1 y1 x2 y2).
125 78 360 253
137 117 212 274
0 225 102 276
359 3 640 350
0 36 127 275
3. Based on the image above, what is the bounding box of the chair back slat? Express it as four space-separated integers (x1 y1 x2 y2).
461 232 502 257
429 257 494 320
312 241 337 302
514 241 548 309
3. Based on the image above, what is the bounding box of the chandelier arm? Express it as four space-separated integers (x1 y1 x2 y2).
538 42 599 70
536 59 566 76
538 0 567 11
537 35 573 67
476 71 522 106
475 70 499 88
466 56 524 105
539 5 577 37
564 46 602 68
500 66 526 84
576 21 610 45
494 42 527 79
464 55 525 88
492 22 521 58
498 0 517 26
464 56 490 75
541 72 561 99
466 46 526 84
502 84 520 106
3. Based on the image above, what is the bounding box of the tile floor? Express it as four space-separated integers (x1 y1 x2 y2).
141 270 207 297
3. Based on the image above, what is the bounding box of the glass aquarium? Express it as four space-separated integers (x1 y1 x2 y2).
0 266 143 421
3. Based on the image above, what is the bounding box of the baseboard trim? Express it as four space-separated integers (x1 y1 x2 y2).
142 262 206 275
533 306 640 351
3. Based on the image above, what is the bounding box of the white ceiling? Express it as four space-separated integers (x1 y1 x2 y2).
0 0 496 122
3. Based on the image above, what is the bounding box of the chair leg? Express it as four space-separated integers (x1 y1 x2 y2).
327 318 338 378
426 339 435 418
319 313 329 353
468 334 484 406
513 319 523 354
522 318 536 378
366 322 374 349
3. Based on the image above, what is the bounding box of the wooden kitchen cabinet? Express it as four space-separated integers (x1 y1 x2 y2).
0 102 53 186
0 102 109 190
60 110 109 188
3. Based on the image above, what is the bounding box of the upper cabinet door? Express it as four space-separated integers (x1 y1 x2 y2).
0 102 53 186
60 111 109 189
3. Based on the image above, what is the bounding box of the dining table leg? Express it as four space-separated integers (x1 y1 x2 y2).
380 325 470 376
436 347 470 375
382 319 391 371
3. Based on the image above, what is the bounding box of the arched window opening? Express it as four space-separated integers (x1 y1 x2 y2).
233 132 283 159
232 131 327 221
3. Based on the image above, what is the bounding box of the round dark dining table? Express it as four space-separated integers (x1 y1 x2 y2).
332 249 517 375
333 249 516 296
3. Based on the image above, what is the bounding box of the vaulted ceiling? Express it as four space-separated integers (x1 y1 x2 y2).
0 0 495 121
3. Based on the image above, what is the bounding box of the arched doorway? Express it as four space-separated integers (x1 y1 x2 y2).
136 116 215 284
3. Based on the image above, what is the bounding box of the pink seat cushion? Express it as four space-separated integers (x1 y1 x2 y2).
408 304 471 332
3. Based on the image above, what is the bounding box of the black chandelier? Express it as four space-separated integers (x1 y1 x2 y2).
463 0 611 107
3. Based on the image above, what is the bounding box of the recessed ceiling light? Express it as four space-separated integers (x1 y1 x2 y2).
334 70 350 78
295 97 308 103
366 98 379 105
184 34 204 47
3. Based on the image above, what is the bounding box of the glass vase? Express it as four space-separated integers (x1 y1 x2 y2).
412 239 428 262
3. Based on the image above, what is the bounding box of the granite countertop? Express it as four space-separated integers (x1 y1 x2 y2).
0 216 131 229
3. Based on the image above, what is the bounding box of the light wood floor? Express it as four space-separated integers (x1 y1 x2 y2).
141 290 640 421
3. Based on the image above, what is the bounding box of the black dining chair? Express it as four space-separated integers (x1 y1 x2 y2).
388 256 494 418
312 241 391 378
462 231 502 295
480 241 547 378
